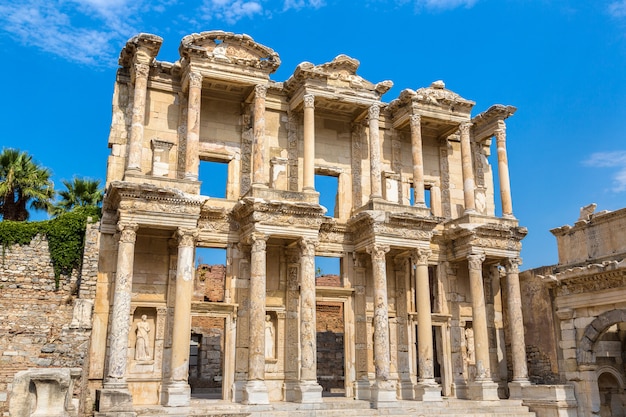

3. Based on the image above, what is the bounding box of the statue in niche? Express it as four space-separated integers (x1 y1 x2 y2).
265 315 275 358
465 327 475 364
135 315 152 361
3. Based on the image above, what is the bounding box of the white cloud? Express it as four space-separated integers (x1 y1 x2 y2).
583 151 626 192
283 0 325 11
199 0 264 24
415 0 478 11
608 0 626 18
0 0 121 66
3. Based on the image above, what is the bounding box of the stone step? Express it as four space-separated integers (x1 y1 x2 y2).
135 398 536 417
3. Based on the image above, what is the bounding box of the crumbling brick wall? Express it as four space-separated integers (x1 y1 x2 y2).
0 223 99 416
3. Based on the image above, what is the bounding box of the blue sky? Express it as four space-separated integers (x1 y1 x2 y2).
1 0 625 270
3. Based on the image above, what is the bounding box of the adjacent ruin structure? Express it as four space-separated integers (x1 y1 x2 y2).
83 30 534 415
522 205 626 417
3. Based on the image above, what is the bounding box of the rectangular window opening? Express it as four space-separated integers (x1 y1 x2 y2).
195 247 227 303
199 159 228 198
409 183 431 208
315 174 338 218
315 256 342 287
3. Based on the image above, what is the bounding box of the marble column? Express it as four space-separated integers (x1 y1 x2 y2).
368 104 383 199
303 94 315 192
414 249 442 401
163 229 197 406
495 121 514 218
184 71 202 180
252 85 268 187
296 239 323 402
410 113 426 207
126 63 149 173
459 122 476 214
430 185 442 217
366 244 396 407
244 233 270 404
98 222 138 413
504 257 530 398
467 252 499 400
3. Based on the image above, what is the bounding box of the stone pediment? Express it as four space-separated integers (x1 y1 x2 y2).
179 30 281 73
285 54 393 99
413 81 474 111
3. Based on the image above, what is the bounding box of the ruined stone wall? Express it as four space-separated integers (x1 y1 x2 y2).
0 223 100 416
519 266 561 384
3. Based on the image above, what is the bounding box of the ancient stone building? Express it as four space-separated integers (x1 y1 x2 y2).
90 31 534 415
522 205 626 417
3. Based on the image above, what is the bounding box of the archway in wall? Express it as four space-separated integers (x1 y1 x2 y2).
578 310 626 417
598 371 625 417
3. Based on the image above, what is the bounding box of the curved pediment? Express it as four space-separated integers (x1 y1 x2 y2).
179 30 281 73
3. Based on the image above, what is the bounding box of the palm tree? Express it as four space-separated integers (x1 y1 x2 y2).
52 177 103 215
0 149 55 221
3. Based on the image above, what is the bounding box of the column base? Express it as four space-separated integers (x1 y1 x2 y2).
243 380 269 405
397 380 415 400
283 380 297 402
162 382 191 407
96 386 135 414
468 380 500 401
371 380 398 408
415 380 442 401
295 380 323 403
353 379 371 400
508 380 531 399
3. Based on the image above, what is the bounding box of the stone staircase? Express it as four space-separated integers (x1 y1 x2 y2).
135 398 537 417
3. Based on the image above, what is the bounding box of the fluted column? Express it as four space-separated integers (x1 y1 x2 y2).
97 222 137 413
252 85 268 186
368 104 383 199
410 113 426 207
495 122 514 217
296 238 323 402
244 233 269 404
504 257 529 398
184 71 202 180
303 94 315 191
414 249 442 401
467 252 499 400
126 63 150 173
459 122 476 213
105 222 138 385
367 244 396 407
164 228 197 406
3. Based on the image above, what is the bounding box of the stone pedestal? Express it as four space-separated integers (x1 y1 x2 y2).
397 380 415 400
353 380 371 400
96 387 135 415
295 381 323 403
243 380 270 405
508 380 531 399
371 380 398 408
161 383 191 407
468 380 500 401
415 381 442 402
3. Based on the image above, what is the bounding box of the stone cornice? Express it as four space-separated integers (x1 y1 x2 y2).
541 259 626 288
119 33 163 68
471 104 516 141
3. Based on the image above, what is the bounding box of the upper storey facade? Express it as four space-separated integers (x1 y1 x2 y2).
105 31 517 227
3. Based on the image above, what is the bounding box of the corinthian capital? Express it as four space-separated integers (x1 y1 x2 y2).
299 238 318 258
255 84 267 99
459 122 472 136
304 94 315 108
366 244 389 261
133 62 149 80
117 222 138 243
249 233 268 253
188 72 203 89
413 248 432 266
410 113 421 129
368 104 380 121
467 252 486 270
504 257 522 274
176 228 198 248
